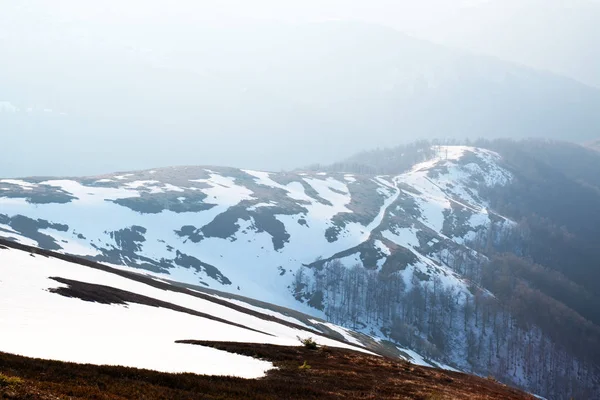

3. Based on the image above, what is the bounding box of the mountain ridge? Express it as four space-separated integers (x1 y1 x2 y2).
1 141 599 398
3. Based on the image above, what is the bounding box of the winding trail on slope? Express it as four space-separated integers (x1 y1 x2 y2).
364 177 402 234
318 177 402 262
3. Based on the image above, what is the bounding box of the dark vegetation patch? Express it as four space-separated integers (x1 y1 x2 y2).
309 189 425 276
80 166 213 188
306 240 385 271
89 247 172 274
427 164 450 179
174 251 231 285
246 207 300 251
306 140 437 175
415 230 441 253
0 214 68 250
87 226 179 275
456 150 491 173
0 182 76 204
397 182 423 196
175 225 202 242
0 343 536 400
199 205 250 240
441 202 474 238
413 270 431 282
47 277 266 335
179 200 307 251
379 241 419 276
268 173 333 206
392 191 422 219
328 187 347 195
87 228 231 287
307 290 325 310
324 178 389 243
109 225 147 252
112 192 215 214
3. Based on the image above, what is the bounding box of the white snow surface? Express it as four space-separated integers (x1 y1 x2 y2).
0 146 513 344
0 246 372 377
0 101 19 113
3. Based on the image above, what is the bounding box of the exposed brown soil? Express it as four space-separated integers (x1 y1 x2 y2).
0 342 536 400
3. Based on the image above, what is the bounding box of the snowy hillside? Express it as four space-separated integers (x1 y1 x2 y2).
4 145 592 398
0 242 540 399
0 146 511 311
0 240 397 376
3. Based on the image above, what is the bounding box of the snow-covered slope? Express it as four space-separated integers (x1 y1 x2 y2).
0 241 387 377
0 146 512 312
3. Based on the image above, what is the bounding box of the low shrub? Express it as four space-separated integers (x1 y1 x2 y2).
297 336 318 350
298 361 312 370
0 373 23 387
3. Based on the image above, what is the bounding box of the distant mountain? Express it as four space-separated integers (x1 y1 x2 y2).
3 21 600 176
0 146 504 312
586 139 600 152
413 0 600 88
2 141 599 398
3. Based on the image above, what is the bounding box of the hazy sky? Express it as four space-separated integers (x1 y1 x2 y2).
1 0 599 177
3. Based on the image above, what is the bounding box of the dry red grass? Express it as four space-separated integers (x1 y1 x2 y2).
0 342 536 400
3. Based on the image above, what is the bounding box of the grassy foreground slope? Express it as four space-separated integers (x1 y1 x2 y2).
0 342 536 400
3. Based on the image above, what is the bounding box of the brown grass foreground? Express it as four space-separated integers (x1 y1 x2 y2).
0 342 537 400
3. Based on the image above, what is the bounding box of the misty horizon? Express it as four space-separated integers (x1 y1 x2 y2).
2 4 600 398
2 0 600 177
